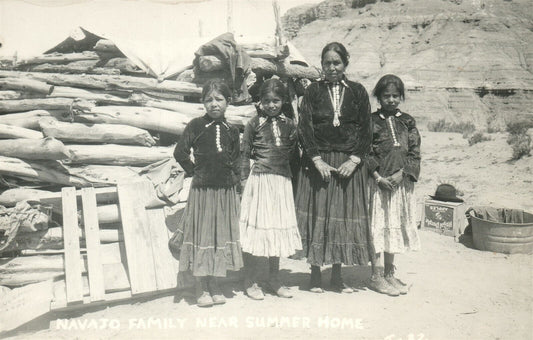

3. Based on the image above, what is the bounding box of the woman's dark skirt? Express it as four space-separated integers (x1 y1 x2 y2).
294 151 374 266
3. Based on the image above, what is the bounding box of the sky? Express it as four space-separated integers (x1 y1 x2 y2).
0 0 321 58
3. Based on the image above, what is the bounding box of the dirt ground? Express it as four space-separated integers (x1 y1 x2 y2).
3 131 533 340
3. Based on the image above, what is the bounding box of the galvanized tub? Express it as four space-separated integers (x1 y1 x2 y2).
472 211 533 254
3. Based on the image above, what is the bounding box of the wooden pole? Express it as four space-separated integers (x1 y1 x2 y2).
0 70 202 97
227 0 234 34
0 137 71 160
0 123 43 139
0 156 92 187
0 77 53 95
0 98 73 114
65 144 173 166
0 110 68 130
39 118 156 146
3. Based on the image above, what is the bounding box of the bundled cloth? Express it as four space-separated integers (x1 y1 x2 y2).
193 32 252 104
467 206 524 224
0 201 54 253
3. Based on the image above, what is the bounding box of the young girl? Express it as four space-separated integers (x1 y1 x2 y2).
366 74 421 296
240 78 302 300
172 79 243 307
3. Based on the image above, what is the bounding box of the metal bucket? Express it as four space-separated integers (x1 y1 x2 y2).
471 212 533 254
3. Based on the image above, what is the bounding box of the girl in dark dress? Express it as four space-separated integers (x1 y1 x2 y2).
172 79 243 307
367 74 421 296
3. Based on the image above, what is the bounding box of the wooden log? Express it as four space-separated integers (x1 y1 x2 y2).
0 90 21 100
0 137 71 160
0 98 73 114
250 58 320 79
12 227 123 252
175 69 195 83
17 51 100 66
31 60 120 75
130 93 257 128
0 242 129 289
0 156 92 187
197 55 319 79
49 86 129 105
104 58 146 76
71 100 190 135
0 77 53 94
140 90 186 101
0 70 202 96
241 42 279 59
66 144 173 166
66 164 142 185
0 123 43 139
0 188 54 207
39 118 156 146
0 110 68 130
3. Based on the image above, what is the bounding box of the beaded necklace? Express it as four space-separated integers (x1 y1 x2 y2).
205 120 229 152
259 114 285 147
326 81 346 127
379 110 402 147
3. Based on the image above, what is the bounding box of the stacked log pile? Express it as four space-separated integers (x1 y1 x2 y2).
0 35 318 292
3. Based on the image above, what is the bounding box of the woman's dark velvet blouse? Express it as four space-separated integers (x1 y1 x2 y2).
298 79 372 159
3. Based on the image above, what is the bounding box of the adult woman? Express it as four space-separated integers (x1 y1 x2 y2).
295 42 373 293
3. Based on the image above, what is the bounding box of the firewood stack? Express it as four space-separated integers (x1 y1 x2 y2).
0 34 319 293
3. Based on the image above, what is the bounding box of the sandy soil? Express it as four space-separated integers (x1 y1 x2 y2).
3 131 533 340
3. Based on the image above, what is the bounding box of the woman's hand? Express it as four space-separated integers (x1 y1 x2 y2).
377 177 394 191
337 160 357 178
388 169 404 187
313 158 337 182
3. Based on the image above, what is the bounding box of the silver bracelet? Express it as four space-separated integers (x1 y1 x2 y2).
348 155 360 164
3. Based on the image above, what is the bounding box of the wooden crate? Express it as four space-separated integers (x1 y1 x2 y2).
421 199 469 241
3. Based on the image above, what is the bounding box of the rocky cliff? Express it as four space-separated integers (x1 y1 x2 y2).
284 0 533 130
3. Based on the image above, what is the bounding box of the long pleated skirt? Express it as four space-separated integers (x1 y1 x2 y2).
240 172 302 257
173 185 243 277
295 151 373 266
368 178 421 254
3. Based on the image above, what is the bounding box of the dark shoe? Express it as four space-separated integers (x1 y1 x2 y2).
246 283 264 300
275 286 293 298
367 274 400 297
197 291 214 307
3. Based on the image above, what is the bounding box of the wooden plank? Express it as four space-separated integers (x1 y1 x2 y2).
61 187 83 304
138 181 177 290
147 207 177 290
81 187 105 302
117 182 157 294
0 280 53 332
